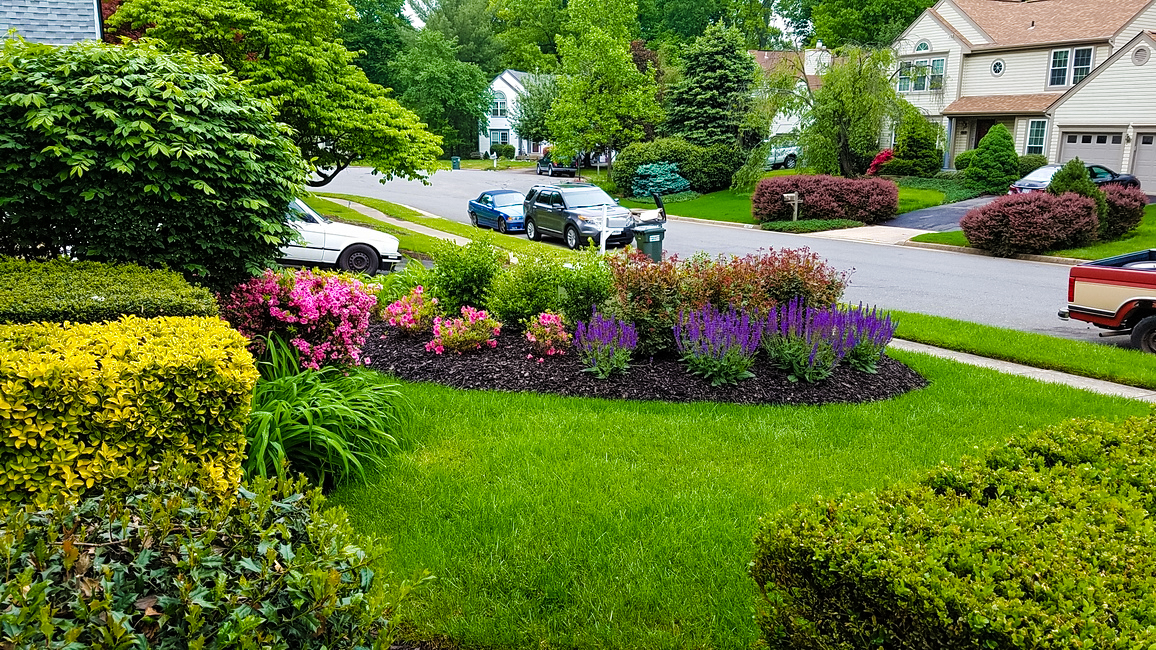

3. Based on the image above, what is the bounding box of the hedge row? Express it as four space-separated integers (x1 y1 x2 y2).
752 414 1156 649
0 316 256 503
0 257 217 324
751 175 898 224
611 138 744 196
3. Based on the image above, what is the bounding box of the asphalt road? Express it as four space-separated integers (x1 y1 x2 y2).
322 167 1122 347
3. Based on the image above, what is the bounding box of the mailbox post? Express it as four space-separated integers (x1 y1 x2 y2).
782 192 801 221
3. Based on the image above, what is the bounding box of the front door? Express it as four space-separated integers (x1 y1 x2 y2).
974 119 996 148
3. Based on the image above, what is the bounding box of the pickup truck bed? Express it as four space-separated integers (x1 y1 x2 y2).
1061 249 1156 351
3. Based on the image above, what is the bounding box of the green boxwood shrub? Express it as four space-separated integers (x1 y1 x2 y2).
486 251 613 328
490 143 516 159
0 462 420 649
963 124 1020 194
1018 153 1049 177
631 162 691 197
952 149 976 170
1048 157 1108 223
752 413 1156 650
429 238 506 312
612 138 743 196
0 257 217 324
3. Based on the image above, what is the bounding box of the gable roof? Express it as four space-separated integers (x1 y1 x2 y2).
748 50 822 90
951 0 1149 49
1 0 101 45
943 92 1063 114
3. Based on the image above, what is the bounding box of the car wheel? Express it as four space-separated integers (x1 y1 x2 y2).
536 164 543 175
1132 315 1156 353
548 164 555 177
565 226 581 250
498 218 508 234
784 154 797 169
526 218 541 241
469 211 480 228
338 243 380 276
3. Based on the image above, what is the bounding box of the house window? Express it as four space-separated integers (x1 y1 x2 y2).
1050 50 1069 86
531 141 541 153
930 58 945 90
898 61 912 91
898 58 944 92
489 130 510 146
491 91 507 118
1096 135 1108 144
1112 135 1122 144
915 41 930 52
1026 120 1047 155
913 58 928 90
1072 47 1093 83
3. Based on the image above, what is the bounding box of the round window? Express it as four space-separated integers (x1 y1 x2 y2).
915 41 930 52
991 60 1005 76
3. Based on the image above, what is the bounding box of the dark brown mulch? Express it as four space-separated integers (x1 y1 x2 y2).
365 323 927 406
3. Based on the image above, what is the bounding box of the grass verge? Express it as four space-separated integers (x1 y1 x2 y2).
315 193 572 258
910 205 1156 259
891 309 1156 389
332 352 1147 650
761 218 864 233
302 196 445 258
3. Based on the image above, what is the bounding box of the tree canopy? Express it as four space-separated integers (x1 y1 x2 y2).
665 24 758 147
418 0 506 77
108 0 443 186
342 0 413 91
810 0 935 48
509 74 559 145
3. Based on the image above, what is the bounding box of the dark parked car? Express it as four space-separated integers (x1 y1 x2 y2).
523 183 634 249
468 189 525 233
1008 163 1140 194
535 152 578 177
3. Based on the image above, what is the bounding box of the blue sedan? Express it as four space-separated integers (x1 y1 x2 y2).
468 189 526 233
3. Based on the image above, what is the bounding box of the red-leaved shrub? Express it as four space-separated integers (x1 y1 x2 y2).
752 175 898 224
606 248 848 356
960 192 1098 257
1101 184 1147 241
865 149 893 176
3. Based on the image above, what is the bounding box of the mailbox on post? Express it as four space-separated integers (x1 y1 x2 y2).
782 192 801 221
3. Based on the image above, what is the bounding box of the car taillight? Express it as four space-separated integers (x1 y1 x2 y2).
1068 275 1075 302
1008 185 1018 194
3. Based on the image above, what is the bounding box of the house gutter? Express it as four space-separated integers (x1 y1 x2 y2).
967 37 1110 54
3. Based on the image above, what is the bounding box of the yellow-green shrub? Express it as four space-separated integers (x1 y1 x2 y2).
0 316 257 504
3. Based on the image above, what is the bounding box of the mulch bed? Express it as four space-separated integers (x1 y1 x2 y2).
365 323 927 406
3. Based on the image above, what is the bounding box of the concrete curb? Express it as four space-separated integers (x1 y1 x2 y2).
899 241 1084 266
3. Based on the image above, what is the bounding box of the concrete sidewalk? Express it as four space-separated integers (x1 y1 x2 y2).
890 339 1156 403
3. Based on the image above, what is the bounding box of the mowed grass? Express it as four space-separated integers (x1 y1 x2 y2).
331 351 1148 650
303 195 446 257
896 187 946 214
892 309 1156 389
911 204 1156 259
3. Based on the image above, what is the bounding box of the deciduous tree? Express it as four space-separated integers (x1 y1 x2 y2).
809 0 935 48
492 0 568 71
342 0 413 91
509 74 559 145
417 0 506 77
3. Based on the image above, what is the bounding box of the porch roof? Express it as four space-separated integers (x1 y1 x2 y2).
943 93 1063 115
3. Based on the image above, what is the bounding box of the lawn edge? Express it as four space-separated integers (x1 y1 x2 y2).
900 240 1083 265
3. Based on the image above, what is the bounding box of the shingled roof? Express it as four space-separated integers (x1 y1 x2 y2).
748 50 823 90
1 0 101 46
951 0 1149 48
943 92 1064 114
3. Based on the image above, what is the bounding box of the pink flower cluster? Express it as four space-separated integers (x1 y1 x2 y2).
384 286 439 334
524 311 571 360
220 269 377 369
425 306 502 355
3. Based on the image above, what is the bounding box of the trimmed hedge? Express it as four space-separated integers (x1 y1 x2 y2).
960 191 1098 256
1102 183 1148 240
1018 153 1048 177
611 138 744 196
0 257 217 324
752 414 1156 649
760 218 864 233
0 464 416 648
0 316 256 504
752 175 898 224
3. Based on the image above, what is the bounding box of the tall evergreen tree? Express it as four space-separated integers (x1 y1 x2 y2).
342 0 413 90
418 0 506 77
963 123 1020 195
665 24 758 148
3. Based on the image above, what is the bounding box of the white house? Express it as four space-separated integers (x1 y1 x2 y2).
2 0 103 44
478 69 548 158
893 0 1156 187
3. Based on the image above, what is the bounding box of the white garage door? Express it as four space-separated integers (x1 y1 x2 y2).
1060 132 1124 169
1131 133 1156 191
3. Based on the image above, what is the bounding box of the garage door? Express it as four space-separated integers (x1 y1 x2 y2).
1060 132 1124 168
1131 133 1156 191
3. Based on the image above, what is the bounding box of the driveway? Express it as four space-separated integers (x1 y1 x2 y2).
881 196 996 231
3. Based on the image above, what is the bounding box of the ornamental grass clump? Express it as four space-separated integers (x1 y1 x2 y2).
763 299 897 382
220 269 377 369
674 304 762 386
575 310 638 379
385 285 439 334
524 311 571 358
426 306 502 354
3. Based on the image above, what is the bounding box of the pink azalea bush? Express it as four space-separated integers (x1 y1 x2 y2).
219 269 377 369
384 286 439 334
425 306 502 355
524 311 572 358
865 149 893 176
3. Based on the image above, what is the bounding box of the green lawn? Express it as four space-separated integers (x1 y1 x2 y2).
442 159 537 171
332 352 1147 650
303 196 446 257
623 184 944 225
891 309 1156 389
910 204 1156 259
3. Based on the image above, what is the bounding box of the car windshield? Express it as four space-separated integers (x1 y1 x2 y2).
492 193 523 207
288 199 332 224
1023 166 1060 182
562 188 614 208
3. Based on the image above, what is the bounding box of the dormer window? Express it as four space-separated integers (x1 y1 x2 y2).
1049 47 1094 87
491 91 507 118
915 41 930 52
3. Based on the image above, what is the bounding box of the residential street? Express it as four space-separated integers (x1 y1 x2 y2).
324 167 1119 346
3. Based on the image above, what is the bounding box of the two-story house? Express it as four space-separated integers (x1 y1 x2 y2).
2 0 103 45
894 0 1156 188
749 48 831 138
478 69 548 158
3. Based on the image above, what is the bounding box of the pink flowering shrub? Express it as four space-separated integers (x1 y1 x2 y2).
219 269 377 368
384 286 439 334
752 175 898 224
425 306 502 355
524 311 572 358
865 149 893 176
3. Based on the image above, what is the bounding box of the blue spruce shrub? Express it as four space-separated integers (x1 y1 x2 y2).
632 162 692 198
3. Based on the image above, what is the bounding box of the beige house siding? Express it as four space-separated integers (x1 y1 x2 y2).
961 49 1052 96
934 0 990 44
1114 0 1156 48
896 14 962 115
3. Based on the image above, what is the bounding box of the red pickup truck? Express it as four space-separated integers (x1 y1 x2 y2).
1060 249 1156 352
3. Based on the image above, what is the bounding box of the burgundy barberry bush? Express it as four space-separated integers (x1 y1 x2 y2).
219 269 377 368
1101 184 1147 241
960 192 1098 257
752 176 898 224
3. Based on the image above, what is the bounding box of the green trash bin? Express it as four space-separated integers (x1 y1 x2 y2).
633 223 666 262
451 156 461 170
